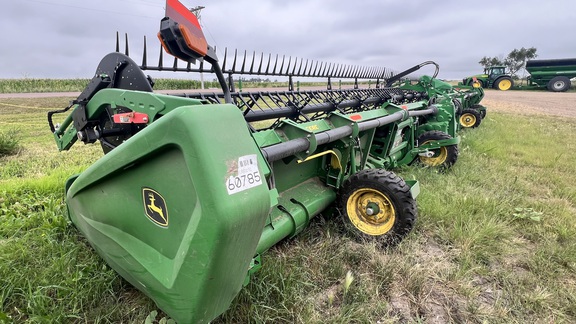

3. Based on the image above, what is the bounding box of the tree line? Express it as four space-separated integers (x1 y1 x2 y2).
478 47 538 77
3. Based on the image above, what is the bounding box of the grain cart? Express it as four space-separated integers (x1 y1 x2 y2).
463 66 514 91
47 0 456 322
400 76 487 129
524 58 576 92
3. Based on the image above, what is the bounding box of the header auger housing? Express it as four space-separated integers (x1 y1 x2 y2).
48 1 465 322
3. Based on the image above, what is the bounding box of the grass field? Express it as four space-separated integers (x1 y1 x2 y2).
1 97 575 323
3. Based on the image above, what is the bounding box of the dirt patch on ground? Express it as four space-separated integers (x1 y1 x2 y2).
482 89 576 118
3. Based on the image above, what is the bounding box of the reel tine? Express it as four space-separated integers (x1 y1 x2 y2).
115 32 120 53
265 53 272 74
240 50 247 73
257 52 264 74
272 54 279 74
231 49 238 73
222 47 228 71
142 36 148 68
249 51 256 74
279 55 286 74
124 33 129 56
291 57 298 75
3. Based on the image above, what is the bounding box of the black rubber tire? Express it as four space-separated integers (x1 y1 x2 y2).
452 99 463 115
339 169 417 247
459 108 482 128
494 77 513 91
416 131 459 169
471 104 487 118
547 76 571 92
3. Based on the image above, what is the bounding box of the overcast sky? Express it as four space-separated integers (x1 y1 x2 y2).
1 0 575 81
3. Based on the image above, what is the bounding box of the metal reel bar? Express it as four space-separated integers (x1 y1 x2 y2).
174 88 426 129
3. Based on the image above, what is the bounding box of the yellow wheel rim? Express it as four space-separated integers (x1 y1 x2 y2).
459 113 476 128
419 141 448 166
498 79 512 90
346 188 395 236
472 81 481 88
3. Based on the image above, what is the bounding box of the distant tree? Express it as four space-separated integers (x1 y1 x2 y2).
479 47 538 77
504 47 538 76
478 56 505 69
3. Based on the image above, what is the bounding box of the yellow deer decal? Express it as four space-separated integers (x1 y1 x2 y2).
147 193 167 224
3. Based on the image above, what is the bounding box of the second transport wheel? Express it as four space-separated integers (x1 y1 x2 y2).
459 108 482 128
417 130 459 169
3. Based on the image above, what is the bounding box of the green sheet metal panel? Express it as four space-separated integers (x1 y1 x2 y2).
66 104 274 323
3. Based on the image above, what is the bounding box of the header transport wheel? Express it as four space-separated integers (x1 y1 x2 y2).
339 169 417 247
471 104 487 118
495 77 513 91
417 131 458 168
459 108 482 128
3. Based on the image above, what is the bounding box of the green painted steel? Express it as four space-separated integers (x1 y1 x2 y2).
53 89 207 151
55 85 437 322
45 2 466 321
256 177 337 254
399 75 485 133
525 58 576 91
65 104 277 323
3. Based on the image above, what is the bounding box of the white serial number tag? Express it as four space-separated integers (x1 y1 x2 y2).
226 154 263 195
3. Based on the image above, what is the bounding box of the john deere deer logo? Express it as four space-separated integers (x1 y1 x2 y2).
142 187 168 227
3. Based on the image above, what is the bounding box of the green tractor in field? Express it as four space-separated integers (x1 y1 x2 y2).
463 66 514 91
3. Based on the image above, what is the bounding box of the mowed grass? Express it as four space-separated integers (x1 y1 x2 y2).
1 97 575 323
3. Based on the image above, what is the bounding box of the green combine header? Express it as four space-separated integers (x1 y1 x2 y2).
46 0 485 322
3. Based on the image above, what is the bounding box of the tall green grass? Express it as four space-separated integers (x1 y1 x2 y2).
1 98 575 323
0 130 20 157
